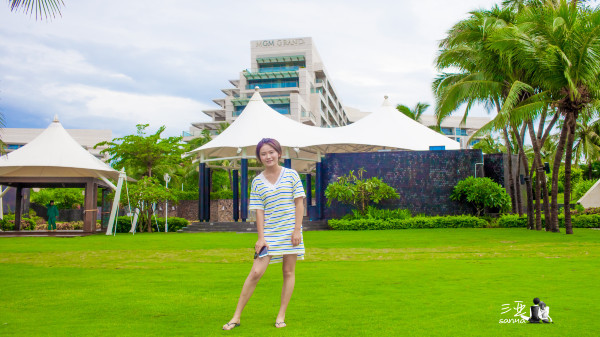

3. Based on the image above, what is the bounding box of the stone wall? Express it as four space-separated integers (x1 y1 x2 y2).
322 150 484 218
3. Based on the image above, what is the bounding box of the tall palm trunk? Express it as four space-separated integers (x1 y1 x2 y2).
503 128 517 213
550 114 570 232
515 152 524 216
539 112 559 231
513 124 534 229
563 111 579 234
527 120 543 230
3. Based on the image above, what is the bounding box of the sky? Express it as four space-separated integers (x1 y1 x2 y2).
0 0 505 138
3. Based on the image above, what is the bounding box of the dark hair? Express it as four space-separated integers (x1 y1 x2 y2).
255 138 282 162
533 298 540 305
539 302 546 309
50 200 55 204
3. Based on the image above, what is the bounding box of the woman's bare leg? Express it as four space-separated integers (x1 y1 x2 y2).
275 254 297 327
223 255 271 330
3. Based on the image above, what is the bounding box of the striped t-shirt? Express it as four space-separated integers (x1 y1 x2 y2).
249 167 306 264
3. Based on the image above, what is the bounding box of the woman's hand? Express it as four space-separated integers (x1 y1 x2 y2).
291 229 302 246
255 237 268 254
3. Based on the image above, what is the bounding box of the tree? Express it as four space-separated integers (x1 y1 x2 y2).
491 1 600 234
324 168 399 215
8 0 65 20
396 102 430 123
95 124 184 179
572 111 600 179
126 176 177 232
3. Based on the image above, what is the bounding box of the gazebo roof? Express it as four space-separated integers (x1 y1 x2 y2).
0 116 120 181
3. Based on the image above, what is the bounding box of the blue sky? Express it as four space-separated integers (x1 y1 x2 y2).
1 0 505 138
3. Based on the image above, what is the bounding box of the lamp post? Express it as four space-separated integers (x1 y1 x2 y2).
163 173 171 232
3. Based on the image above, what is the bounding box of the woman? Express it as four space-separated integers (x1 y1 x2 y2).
223 138 306 330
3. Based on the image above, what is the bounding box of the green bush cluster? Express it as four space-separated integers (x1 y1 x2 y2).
329 215 488 230
113 216 189 233
0 214 37 231
344 206 411 220
451 177 511 215
497 214 600 228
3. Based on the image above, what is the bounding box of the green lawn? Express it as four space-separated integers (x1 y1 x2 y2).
1 229 599 336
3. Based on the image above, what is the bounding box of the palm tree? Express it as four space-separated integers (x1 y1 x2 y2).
492 1 600 234
433 5 529 218
9 0 64 20
396 103 430 123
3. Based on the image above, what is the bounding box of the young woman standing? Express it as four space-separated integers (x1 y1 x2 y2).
222 138 306 330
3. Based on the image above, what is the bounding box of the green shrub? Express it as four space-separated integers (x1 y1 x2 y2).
349 206 411 220
325 168 399 215
0 214 36 231
113 216 189 233
498 214 600 228
329 215 488 230
497 214 528 228
210 190 233 200
451 177 511 215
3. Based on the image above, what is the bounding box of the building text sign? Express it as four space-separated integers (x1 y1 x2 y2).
255 38 306 48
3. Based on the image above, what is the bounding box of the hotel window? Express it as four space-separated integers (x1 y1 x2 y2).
456 128 468 136
441 127 453 135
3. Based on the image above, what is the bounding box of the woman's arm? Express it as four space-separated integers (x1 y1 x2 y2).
255 209 267 253
291 197 304 246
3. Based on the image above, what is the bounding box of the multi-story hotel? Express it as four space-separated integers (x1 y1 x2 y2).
187 37 351 139
419 115 490 149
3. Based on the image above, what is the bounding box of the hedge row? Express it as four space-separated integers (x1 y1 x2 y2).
498 214 600 228
114 216 189 233
329 214 600 230
328 215 488 230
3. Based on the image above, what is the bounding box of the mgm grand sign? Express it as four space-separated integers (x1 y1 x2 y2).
255 38 306 48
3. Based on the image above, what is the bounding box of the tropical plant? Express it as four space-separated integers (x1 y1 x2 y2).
324 168 399 215
30 188 84 209
126 176 178 232
95 124 184 179
450 177 512 216
396 102 430 123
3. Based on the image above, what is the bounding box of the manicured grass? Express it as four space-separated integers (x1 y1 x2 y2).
1 229 599 336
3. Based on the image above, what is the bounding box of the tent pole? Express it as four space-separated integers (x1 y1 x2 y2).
306 173 312 213
233 169 239 222
241 157 248 222
15 186 23 231
106 169 126 235
315 162 322 221
205 166 211 221
199 162 206 222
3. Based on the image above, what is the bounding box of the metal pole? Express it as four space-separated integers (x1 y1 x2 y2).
233 169 239 222
241 158 248 222
164 173 171 232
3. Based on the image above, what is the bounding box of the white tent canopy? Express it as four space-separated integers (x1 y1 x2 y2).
0 116 120 181
187 90 460 171
321 97 460 152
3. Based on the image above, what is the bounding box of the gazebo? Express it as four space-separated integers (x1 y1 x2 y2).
0 116 120 233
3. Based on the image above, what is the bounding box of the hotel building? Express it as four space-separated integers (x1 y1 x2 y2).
187 37 351 139
419 115 490 149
